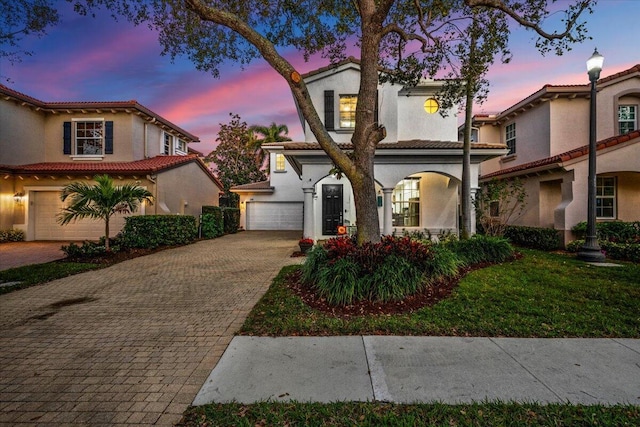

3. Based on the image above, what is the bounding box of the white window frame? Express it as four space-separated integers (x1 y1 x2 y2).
596 176 616 219
72 118 105 157
392 177 420 227
339 94 358 129
618 105 637 135
274 153 286 172
163 132 173 155
175 138 187 155
505 123 516 155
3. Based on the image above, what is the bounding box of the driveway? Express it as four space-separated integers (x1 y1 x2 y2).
0 241 68 271
0 231 301 425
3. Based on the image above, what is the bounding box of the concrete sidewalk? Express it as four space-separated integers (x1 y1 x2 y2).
194 336 640 405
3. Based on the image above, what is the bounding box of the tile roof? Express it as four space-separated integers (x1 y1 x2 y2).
3 155 223 189
0 84 199 142
266 140 506 151
231 181 274 192
481 130 640 179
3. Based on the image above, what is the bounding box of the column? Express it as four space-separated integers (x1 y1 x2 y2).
382 187 394 236
470 187 478 235
303 187 314 239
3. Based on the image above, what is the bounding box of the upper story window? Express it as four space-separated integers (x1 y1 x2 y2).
424 98 439 114
505 123 516 155
596 176 616 219
75 120 104 155
163 132 173 154
274 153 286 172
175 139 187 154
339 95 357 128
64 120 112 157
618 105 637 135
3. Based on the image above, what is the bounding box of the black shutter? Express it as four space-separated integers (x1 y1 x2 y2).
63 122 72 155
324 90 335 131
105 121 113 154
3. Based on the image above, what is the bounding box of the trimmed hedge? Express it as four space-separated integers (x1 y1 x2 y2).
223 208 240 234
120 215 197 248
567 239 640 263
573 221 640 243
504 225 562 251
0 229 25 243
201 208 224 239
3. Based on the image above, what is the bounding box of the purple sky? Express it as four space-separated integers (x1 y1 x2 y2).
2 0 640 154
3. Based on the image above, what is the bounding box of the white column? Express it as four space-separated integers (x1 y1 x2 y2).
303 187 315 239
382 187 394 236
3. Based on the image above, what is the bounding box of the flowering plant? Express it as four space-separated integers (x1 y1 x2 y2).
299 238 314 245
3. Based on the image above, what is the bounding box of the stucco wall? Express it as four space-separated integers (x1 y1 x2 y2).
549 98 590 156
598 76 640 138
0 101 46 165
396 91 458 141
154 162 220 216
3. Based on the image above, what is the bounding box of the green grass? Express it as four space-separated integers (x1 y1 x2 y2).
240 249 640 337
179 401 640 426
0 262 100 294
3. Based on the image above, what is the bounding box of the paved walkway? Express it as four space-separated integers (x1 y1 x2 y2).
0 242 68 271
0 231 301 425
194 336 640 405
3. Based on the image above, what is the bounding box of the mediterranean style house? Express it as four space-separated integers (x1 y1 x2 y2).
232 58 507 240
474 64 640 245
0 84 223 241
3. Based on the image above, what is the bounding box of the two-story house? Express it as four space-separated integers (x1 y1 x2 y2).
473 64 640 245
232 57 507 240
0 84 223 241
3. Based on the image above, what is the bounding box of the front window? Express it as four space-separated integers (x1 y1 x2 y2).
163 133 173 154
618 105 637 135
339 95 357 128
392 178 420 227
75 120 104 155
505 123 516 155
175 138 187 154
275 153 286 172
596 176 616 219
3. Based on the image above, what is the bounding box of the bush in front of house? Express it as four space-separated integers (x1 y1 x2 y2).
222 208 240 234
443 234 515 266
0 229 25 243
201 208 224 239
572 221 640 243
567 239 640 263
503 225 562 251
120 215 197 249
61 236 122 258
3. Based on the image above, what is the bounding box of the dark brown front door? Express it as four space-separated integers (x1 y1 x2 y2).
322 184 343 235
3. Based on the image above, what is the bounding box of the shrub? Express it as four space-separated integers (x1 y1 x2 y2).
315 257 361 306
222 208 240 234
427 245 462 282
572 221 640 243
504 225 561 251
566 239 584 253
201 209 224 239
0 229 25 243
120 215 197 248
61 237 121 258
600 241 640 263
445 235 514 266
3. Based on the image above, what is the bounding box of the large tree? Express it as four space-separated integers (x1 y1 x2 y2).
206 113 267 205
249 122 292 172
72 0 593 244
57 174 154 251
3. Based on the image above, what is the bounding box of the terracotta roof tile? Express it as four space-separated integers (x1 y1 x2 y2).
267 140 505 151
231 181 274 192
481 130 640 179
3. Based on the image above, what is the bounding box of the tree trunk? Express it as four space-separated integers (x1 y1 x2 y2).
461 84 474 240
105 216 111 251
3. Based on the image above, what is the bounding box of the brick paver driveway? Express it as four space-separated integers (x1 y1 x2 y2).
0 231 300 425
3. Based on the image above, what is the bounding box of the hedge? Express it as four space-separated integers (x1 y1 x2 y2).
120 215 197 248
0 229 25 243
572 221 640 243
504 225 562 251
222 208 240 234
201 207 224 239
567 239 640 263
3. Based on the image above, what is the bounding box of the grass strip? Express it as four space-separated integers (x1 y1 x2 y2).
0 262 100 294
179 401 640 426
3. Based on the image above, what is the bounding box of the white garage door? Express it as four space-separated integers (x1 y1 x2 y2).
246 202 303 230
32 191 130 241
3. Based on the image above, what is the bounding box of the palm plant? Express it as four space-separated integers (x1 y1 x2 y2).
249 122 292 171
57 174 154 251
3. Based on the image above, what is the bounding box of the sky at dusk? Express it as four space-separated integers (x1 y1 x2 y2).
2 0 640 154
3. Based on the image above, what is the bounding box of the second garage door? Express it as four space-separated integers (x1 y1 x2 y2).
246 201 303 230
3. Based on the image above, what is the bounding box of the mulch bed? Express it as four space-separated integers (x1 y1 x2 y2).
60 246 174 266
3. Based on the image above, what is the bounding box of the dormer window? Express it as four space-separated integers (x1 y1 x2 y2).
275 153 286 172
75 120 104 155
618 105 637 135
163 132 173 154
176 139 187 154
505 123 516 155
339 95 357 128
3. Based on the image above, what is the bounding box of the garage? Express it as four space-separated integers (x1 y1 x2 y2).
246 201 303 230
31 191 130 241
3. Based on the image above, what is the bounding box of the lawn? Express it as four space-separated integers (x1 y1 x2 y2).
240 249 640 337
0 262 100 294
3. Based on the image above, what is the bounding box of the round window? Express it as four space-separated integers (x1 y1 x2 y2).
424 98 439 114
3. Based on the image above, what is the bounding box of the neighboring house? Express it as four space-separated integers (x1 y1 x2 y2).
0 84 223 241
232 57 507 239
472 64 640 245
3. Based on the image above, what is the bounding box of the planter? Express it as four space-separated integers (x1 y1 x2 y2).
299 242 313 254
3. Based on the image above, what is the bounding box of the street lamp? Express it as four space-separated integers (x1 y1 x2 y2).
577 49 605 263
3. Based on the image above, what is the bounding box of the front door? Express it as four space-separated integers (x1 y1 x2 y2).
322 184 343 235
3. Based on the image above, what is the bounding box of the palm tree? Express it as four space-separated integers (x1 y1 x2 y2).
57 174 154 251
249 122 292 171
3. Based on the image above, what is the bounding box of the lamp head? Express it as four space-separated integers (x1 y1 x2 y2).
586 48 604 81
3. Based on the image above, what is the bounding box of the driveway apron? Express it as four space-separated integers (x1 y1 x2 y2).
0 231 300 425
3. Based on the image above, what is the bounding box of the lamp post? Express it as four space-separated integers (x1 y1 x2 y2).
577 49 606 263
